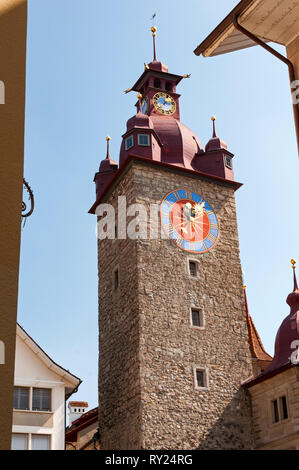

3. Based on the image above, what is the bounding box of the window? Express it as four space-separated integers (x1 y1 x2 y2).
32 388 51 412
165 82 172 92
224 155 232 169
271 395 288 423
125 135 133 150
280 396 288 420
11 433 28 450
189 261 197 277
114 268 119 291
154 78 161 89
138 134 150 146
13 387 29 410
272 399 279 423
191 309 203 328
31 435 50 451
194 367 208 389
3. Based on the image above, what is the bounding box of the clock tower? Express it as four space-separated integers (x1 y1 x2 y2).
90 28 255 450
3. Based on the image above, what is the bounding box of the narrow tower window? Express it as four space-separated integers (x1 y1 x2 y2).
125 135 134 150
165 82 172 92
154 78 161 89
189 261 197 277
224 155 232 169
114 268 119 291
280 396 288 420
194 367 208 389
191 309 203 328
271 395 289 423
271 399 279 423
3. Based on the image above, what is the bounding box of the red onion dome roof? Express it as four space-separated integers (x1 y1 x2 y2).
121 113 203 169
264 263 299 374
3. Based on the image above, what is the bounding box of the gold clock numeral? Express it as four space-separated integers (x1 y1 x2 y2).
207 233 217 243
164 199 172 207
210 223 218 230
176 237 184 247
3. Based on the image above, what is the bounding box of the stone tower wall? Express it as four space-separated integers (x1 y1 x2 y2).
97 160 255 449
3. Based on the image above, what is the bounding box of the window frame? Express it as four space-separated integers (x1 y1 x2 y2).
193 366 209 391
190 307 204 329
11 433 29 450
187 258 199 278
224 155 233 169
32 387 52 412
270 394 289 424
31 434 51 451
137 133 150 147
13 386 30 411
125 135 134 151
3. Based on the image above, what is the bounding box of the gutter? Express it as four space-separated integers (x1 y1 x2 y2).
233 15 299 155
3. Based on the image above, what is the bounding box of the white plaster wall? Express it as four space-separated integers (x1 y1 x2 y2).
13 334 70 450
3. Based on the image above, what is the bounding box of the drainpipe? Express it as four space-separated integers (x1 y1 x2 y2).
233 15 299 155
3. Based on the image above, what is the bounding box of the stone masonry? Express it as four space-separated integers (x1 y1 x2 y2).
97 158 255 449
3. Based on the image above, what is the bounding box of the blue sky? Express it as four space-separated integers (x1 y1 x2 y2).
19 0 299 410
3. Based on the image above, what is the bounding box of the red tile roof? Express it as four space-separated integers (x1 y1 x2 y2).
66 407 98 442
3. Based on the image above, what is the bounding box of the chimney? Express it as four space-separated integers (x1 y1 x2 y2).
68 401 88 426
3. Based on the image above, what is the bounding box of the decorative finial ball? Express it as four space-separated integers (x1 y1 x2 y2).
137 93 142 100
243 285 246 290
151 26 157 33
211 116 216 121
106 136 111 141
291 259 296 269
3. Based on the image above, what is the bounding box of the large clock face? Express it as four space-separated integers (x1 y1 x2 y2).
153 92 176 115
160 189 219 253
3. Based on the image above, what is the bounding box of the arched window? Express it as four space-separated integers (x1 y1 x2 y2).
154 78 161 89
165 82 172 92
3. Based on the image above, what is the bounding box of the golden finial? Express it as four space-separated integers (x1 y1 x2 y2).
211 115 216 121
243 284 246 290
137 93 142 100
183 74 191 78
124 88 132 94
106 136 111 141
291 259 296 269
151 26 157 36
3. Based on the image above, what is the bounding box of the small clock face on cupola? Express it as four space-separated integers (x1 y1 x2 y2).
160 189 220 253
153 92 176 115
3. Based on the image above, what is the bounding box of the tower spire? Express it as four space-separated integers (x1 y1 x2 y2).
291 259 298 291
243 284 249 316
106 135 111 159
211 115 217 138
151 26 157 61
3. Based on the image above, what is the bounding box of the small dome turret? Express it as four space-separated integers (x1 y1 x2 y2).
264 260 299 374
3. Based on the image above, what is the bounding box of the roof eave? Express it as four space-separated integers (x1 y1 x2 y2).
194 0 255 57
89 154 242 214
17 323 81 388
132 69 184 92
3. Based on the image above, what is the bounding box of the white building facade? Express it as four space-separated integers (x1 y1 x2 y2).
12 324 81 450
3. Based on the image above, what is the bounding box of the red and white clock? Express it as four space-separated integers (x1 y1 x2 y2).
160 189 219 253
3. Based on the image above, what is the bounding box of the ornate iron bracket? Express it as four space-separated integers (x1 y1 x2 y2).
22 178 34 219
